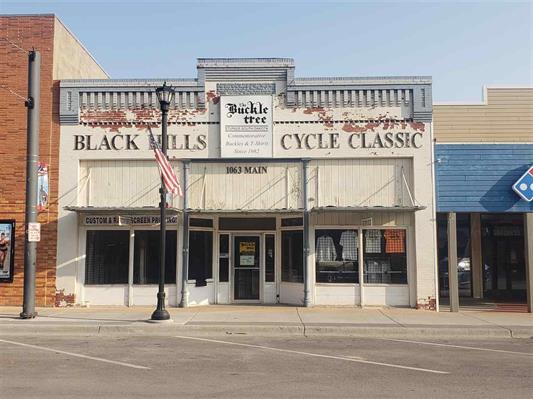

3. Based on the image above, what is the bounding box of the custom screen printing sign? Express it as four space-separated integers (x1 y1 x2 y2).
0 220 15 282
512 166 533 202
220 96 273 158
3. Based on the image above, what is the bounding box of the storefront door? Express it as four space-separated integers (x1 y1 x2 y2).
482 214 526 301
233 235 261 301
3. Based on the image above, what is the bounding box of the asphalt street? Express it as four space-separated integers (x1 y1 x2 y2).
1 334 532 398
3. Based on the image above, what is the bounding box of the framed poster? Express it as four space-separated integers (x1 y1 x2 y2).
0 220 15 283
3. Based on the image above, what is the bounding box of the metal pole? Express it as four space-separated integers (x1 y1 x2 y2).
448 212 459 312
303 159 311 307
180 161 190 308
20 50 40 319
525 213 533 313
151 104 170 320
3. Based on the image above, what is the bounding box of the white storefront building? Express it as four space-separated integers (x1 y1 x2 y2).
57 58 438 309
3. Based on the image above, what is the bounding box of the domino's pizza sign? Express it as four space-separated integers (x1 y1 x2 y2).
512 166 533 202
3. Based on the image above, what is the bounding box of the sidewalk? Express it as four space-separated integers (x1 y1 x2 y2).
1 305 531 338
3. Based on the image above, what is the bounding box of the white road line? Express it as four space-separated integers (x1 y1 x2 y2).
174 335 449 375
379 338 533 356
0 338 150 370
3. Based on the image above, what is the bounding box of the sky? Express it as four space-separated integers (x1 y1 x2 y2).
1 0 532 102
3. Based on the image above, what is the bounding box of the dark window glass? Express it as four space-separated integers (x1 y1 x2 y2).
189 230 213 286
133 230 177 284
219 217 276 231
315 229 358 283
363 229 407 284
219 234 229 282
233 236 260 300
190 218 213 228
265 234 275 282
281 218 303 227
281 230 303 283
481 213 525 301
85 230 129 284
437 213 472 298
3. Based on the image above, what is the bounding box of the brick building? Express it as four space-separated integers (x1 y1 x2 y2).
0 14 108 306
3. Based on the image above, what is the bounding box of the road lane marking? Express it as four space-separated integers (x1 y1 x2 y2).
0 338 150 370
379 338 533 356
174 335 449 375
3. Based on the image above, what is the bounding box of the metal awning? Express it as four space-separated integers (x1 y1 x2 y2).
187 208 303 214
65 206 425 214
310 205 426 212
64 206 182 214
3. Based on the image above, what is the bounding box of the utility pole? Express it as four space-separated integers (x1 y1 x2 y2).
20 50 40 319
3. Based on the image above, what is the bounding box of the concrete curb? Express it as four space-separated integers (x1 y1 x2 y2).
0 323 531 339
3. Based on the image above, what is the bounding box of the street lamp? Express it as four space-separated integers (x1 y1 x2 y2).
151 82 175 321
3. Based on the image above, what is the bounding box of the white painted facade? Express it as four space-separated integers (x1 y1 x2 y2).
57 58 437 309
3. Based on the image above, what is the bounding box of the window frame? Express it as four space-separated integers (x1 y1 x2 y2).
82 224 181 288
361 226 409 286
314 225 410 287
314 228 360 284
84 228 131 286
132 229 177 285
280 228 304 283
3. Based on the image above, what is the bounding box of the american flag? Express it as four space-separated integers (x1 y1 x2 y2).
147 126 183 197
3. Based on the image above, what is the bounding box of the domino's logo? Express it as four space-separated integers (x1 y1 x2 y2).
512 166 533 202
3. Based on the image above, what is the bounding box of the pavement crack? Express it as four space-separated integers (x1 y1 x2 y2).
183 311 200 325
379 309 405 327
295 307 307 337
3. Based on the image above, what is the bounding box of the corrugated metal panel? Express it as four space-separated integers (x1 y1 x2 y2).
311 211 412 226
188 162 303 210
434 88 533 142
310 159 413 208
435 144 533 212
80 160 180 207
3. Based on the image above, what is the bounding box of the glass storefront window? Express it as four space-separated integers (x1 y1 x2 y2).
315 229 358 283
363 229 407 284
281 230 303 283
265 234 275 282
85 230 129 284
133 230 177 284
189 230 213 286
219 234 229 283
281 218 303 227
437 213 472 297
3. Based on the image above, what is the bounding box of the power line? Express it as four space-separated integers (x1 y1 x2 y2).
0 37 28 53
0 85 28 102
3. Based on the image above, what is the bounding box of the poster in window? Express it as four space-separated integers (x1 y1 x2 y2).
0 220 15 282
37 162 49 212
239 241 255 265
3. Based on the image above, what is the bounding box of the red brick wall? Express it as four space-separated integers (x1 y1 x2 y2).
0 16 58 306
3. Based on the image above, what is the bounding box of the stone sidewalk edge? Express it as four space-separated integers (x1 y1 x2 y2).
0 323 531 339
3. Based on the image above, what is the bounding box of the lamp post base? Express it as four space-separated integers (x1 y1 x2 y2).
150 309 171 321
20 311 38 319
151 291 171 321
